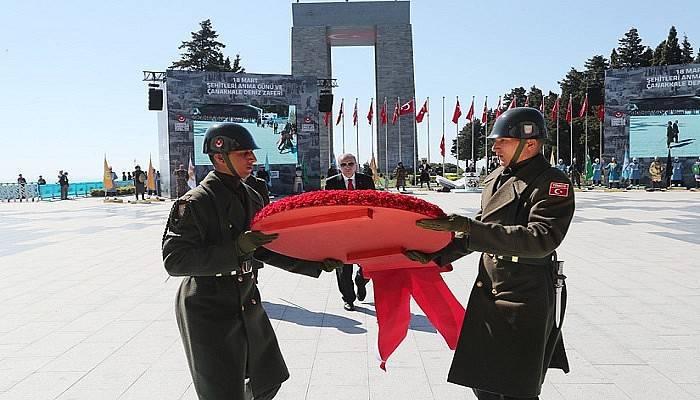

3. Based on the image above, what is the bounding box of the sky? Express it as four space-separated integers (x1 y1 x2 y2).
2 0 700 182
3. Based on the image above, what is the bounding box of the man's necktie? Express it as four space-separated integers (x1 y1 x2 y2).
347 178 354 190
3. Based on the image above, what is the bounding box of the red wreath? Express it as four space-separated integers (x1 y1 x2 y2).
252 190 465 369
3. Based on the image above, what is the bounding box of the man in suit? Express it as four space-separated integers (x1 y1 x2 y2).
406 108 574 400
325 153 376 311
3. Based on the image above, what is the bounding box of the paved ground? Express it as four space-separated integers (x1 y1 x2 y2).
0 189 699 400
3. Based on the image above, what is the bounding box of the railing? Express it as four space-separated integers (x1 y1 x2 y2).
0 181 134 201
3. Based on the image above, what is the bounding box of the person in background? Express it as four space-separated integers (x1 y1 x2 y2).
591 158 602 186
58 170 69 200
568 158 582 189
648 156 664 190
419 160 432 189
173 164 189 198
17 174 27 201
122 171 127 181
692 157 700 189
671 157 683 187
555 159 567 173
628 158 641 188
324 153 375 311
107 167 118 197
133 165 147 201
393 161 407 192
37 175 46 185
156 171 162 197
255 165 270 188
605 157 621 189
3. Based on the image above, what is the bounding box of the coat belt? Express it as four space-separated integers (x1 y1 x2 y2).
215 259 253 277
486 253 553 266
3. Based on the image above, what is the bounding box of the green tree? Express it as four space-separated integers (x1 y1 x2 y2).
681 35 694 64
526 86 544 109
171 19 245 72
610 48 620 68
652 40 667 65
503 87 527 109
615 28 650 68
665 26 682 65
583 55 609 106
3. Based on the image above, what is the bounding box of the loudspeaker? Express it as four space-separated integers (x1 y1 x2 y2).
318 93 333 112
148 88 163 111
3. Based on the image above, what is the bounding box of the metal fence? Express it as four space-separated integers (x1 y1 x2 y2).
0 181 133 201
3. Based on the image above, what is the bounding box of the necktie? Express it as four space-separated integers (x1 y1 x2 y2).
347 178 354 190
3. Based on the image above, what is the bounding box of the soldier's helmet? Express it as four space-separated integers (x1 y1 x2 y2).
203 123 260 155
487 107 547 140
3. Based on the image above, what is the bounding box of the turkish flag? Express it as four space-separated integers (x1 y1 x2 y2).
508 96 517 110
481 98 488 124
565 95 573 124
465 98 474 121
367 99 374 125
596 104 605 122
380 100 388 125
550 97 560 121
399 98 415 115
495 97 503 120
392 99 400 125
416 99 428 123
578 93 588 118
439 134 445 157
336 99 344 126
323 111 331 127
353 99 358 126
524 95 530 108
451 99 462 124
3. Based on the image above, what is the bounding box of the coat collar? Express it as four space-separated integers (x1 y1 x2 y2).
480 154 549 220
201 171 263 232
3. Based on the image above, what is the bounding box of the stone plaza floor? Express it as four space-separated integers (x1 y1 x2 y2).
0 189 699 399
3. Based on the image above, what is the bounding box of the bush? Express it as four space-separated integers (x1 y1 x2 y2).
91 186 135 197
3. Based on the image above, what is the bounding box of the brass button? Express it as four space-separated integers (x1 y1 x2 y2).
241 305 245 311
237 276 244 282
251 299 257 305
491 288 498 295
476 281 483 288
229 224 232 228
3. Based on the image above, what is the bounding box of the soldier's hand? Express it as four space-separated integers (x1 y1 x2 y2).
404 250 438 264
237 230 279 254
416 214 470 233
321 258 344 272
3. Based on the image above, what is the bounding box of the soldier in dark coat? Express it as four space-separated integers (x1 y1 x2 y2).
245 173 271 282
173 164 189 198
162 123 341 400
406 108 574 400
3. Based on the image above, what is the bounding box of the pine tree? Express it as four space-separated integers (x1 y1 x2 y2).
681 35 694 64
652 40 667 66
171 19 244 72
665 26 682 65
610 49 620 68
616 28 648 68
583 55 609 106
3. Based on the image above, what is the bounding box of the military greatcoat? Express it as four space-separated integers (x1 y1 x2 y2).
436 153 574 398
162 171 324 399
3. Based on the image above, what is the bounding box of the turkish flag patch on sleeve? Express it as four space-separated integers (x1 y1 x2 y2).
549 182 570 197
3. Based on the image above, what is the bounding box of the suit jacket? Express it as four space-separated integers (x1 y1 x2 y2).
439 153 575 397
324 172 375 190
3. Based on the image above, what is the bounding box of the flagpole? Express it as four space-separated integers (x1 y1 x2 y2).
556 96 560 162
328 111 332 169
355 98 360 163
370 97 375 159
484 96 489 175
412 98 417 186
584 89 589 164
442 96 445 176
455 96 460 174
569 94 573 165
599 108 603 162
342 98 346 153
384 97 389 190
398 96 402 163
471 95 475 170
426 97 430 164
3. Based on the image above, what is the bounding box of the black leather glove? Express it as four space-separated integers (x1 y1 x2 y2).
404 250 440 264
416 214 470 233
321 258 344 272
237 230 278 254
